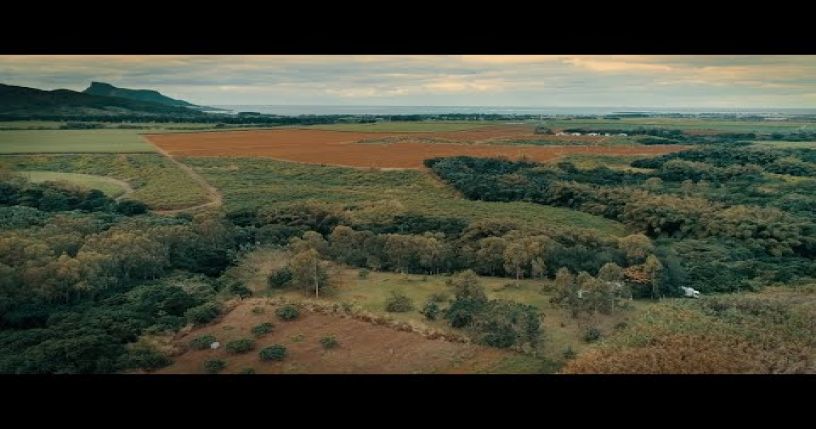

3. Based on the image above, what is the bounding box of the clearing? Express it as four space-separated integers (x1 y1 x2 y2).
156 299 543 374
19 171 133 198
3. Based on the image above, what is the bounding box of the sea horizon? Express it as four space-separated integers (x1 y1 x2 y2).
209 105 816 117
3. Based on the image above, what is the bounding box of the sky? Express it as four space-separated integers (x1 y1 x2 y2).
1 55 815 108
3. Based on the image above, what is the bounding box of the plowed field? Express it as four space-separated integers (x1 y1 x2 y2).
147 126 686 169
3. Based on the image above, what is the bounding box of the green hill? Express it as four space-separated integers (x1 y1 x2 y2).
83 81 199 109
0 83 208 118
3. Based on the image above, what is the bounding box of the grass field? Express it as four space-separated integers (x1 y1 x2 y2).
306 121 501 132
19 171 131 197
539 117 816 134
0 154 209 210
182 157 627 235
0 130 156 153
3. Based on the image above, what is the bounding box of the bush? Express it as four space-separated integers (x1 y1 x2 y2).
115 200 148 215
259 345 287 361
444 297 485 328
385 290 414 313
358 268 370 279
421 300 441 320
185 302 220 325
204 359 226 374
251 322 274 337
121 346 171 371
584 327 602 343
268 268 293 288
429 292 449 303
229 282 252 299
319 336 339 349
225 338 255 354
189 334 217 350
240 367 256 374
276 305 300 321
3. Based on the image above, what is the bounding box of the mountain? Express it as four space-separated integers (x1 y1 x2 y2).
0 83 208 118
83 81 201 109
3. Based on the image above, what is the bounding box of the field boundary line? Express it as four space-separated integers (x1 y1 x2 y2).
144 137 223 214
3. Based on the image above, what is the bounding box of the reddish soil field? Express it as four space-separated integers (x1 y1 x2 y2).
146 127 687 169
156 300 515 374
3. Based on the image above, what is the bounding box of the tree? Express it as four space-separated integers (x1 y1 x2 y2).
289 248 329 298
552 267 580 318
643 177 663 192
474 236 507 276
643 255 664 299
447 270 487 302
618 234 654 265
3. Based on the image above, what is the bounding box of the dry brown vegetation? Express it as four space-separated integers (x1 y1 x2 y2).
146 127 686 169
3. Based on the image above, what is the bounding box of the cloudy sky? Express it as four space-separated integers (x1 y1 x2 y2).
1 55 815 108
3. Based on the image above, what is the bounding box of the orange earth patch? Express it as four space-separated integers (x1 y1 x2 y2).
146 127 687 169
155 300 518 374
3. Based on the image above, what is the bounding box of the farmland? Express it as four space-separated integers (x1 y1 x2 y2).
0 154 210 210
147 127 684 169
0 129 156 153
3 115 816 375
182 156 627 235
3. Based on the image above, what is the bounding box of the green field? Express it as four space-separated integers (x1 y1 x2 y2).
19 171 131 197
306 121 500 132
0 154 209 210
0 130 156 153
182 157 627 236
539 117 816 134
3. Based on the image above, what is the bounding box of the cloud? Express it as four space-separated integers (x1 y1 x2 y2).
1 55 815 108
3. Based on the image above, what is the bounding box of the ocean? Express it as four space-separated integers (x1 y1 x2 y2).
208 105 816 117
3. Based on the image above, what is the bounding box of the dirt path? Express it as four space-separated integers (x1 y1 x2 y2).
147 137 223 214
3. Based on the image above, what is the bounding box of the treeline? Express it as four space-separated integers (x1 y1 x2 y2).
0 113 544 125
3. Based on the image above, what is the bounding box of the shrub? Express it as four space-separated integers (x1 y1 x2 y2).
276 305 300 321
189 334 217 350
229 282 252 299
251 322 274 337
204 359 226 374
115 200 148 215
319 336 339 349
421 300 441 320
121 346 171 371
444 297 485 328
358 268 370 279
268 267 293 288
429 292 449 303
185 302 220 325
225 338 255 354
584 327 602 343
240 368 256 374
259 345 287 361
385 290 414 313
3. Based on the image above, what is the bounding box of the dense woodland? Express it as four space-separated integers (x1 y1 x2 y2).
425 143 816 294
